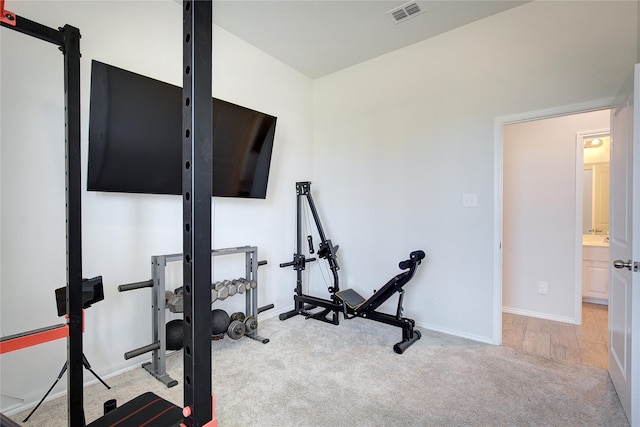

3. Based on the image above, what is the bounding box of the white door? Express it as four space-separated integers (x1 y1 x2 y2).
609 63 640 426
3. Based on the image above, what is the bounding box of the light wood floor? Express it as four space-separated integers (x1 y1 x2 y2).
502 302 608 369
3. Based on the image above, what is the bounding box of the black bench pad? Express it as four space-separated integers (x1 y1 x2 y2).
87 392 183 427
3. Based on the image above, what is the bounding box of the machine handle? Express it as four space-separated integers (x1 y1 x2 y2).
279 257 316 268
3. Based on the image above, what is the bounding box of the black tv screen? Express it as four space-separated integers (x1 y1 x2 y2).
88 60 277 198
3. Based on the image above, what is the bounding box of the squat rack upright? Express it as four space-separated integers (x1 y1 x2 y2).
1 1 84 424
2 0 217 425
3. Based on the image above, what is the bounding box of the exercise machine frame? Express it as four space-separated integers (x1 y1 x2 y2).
280 181 424 354
1 1 84 424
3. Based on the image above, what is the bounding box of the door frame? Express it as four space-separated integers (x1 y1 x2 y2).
576 129 610 306
492 97 614 344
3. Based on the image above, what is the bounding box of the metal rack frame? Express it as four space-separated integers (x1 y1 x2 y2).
143 246 267 387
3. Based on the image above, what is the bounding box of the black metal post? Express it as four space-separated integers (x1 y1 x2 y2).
62 23 84 427
294 183 305 308
3 12 84 427
182 0 213 425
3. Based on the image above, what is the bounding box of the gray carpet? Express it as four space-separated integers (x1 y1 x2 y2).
9 315 629 426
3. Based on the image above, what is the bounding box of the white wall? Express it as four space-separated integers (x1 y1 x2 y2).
312 1 637 341
2 0 639 415
503 110 610 323
0 0 312 412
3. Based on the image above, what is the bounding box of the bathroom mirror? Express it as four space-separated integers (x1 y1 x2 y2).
582 133 610 236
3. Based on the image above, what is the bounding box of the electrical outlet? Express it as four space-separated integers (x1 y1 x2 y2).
538 281 548 295
462 193 477 207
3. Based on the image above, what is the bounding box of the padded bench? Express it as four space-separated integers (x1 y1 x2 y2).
86 392 183 427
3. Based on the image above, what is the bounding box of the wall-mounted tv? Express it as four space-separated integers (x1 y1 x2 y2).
87 60 277 198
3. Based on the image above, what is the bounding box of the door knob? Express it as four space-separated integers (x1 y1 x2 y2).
613 259 633 270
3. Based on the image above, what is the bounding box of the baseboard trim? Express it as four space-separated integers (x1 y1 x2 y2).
582 297 608 306
414 321 494 345
502 306 580 325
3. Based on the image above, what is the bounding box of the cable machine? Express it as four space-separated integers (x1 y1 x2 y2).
280 181 424 354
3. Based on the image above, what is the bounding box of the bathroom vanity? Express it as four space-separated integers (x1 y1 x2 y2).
582 235 609 304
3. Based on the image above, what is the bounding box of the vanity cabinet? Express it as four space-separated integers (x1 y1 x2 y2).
582 245 609 304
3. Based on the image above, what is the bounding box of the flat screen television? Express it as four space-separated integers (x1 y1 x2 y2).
87 60 277 198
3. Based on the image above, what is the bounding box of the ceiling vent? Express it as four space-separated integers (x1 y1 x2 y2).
387 2 425 24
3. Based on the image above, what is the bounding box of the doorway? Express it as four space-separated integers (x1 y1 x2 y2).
493 101 612 364
579 131 611 307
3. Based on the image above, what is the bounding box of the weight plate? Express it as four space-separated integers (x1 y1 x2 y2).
227 320 246 340
244 316 258 333
230 312 245 322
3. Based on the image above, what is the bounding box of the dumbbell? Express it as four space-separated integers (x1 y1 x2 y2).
227 320 245 340
212 281 229 301
229 312 245 323
227 281 238 297
237 278 257 290
232 279 246 294
244 315 258 334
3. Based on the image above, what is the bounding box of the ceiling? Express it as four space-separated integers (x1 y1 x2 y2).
213 1 530 79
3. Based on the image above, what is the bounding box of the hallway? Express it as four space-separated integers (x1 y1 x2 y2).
503 303 608 368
